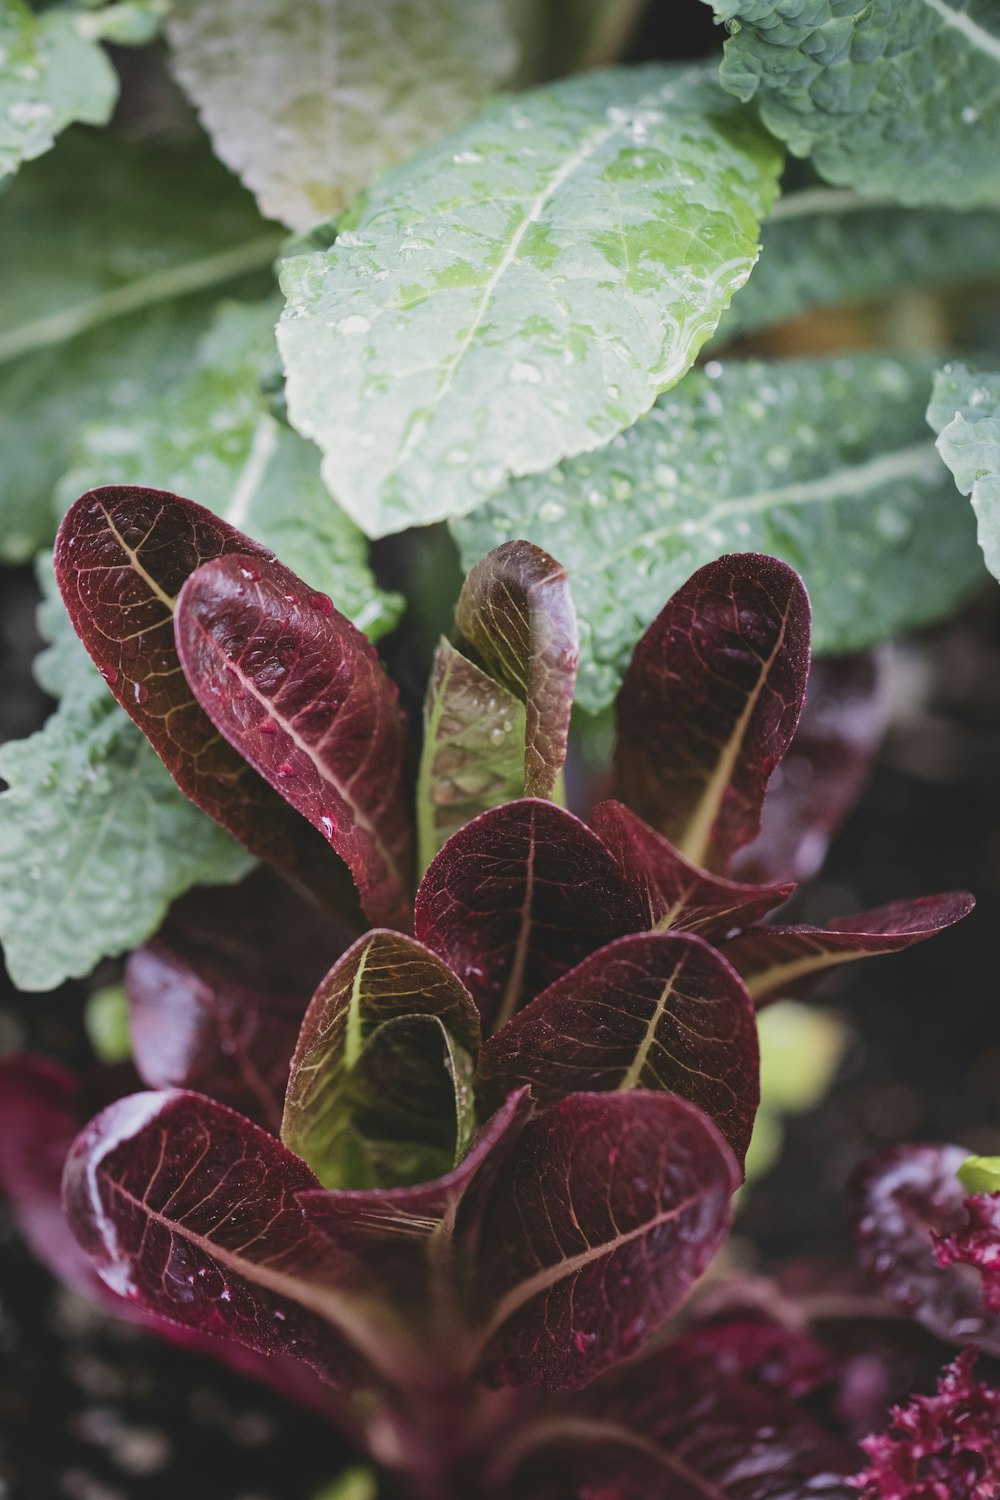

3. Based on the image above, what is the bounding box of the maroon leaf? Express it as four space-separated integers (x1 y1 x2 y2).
126 870 345 1133
414 799 645 1033
672 1320 837 1402
53 486 342 899
465 1091 739 1388
477 932 759 1165
492 1343 857 1498
848 1143 1000 1355
299 1088 532 1303
281 930 481 1189
854 1348 1000 1500
733 650 891 887
0 1059 343 1417
592 799 794 938
454 541 578 799
723 894 975 1007
63 1089 422 1388
933 1193 1000 1313
0 1055 118 1299
175 552 414 928
126 944 302 1135
613 553 810 874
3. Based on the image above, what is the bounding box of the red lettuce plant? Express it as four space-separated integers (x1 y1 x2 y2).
0 484 981 1498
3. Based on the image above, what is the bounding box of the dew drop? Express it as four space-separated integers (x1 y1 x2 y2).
338 314 371 335
320 814 338 841
310 590 334 617
258 716 277 734
99 664 119 686
238 564 261 582
276 760 296 777
133 681 149 705
573 1330 597 1354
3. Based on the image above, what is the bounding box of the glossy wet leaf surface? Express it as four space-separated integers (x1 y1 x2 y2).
414 799 645 1033
176 551 413 926
453 354 982 712
478 931 759 1163
614 553 810 873
278 64 781 536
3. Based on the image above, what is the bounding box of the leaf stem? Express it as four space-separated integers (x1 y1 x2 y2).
577 0 650 69
0 233 282 365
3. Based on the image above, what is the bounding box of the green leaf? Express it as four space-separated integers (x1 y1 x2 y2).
0 684 254 992
453 353 985 713
165 0 522 232
277 63 782 538
83 983 132 1064
0 0 117 181
416 639 526 873
309 1471 379 1500
707 0 1000 209
744 1000 847 1182
720 186 1000 339
57 297 403 638
927 362 1000 581
0 128 282 563
281 931 481 1189
958 1155 1000 1195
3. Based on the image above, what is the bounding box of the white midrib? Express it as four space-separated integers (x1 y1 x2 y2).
612 442 941 569
225 413 279 528
0 235 282 366
921 0 1000 62
214 635 401 887
678 605 790 872
616 968 683 1090
394 116 620 469
475 1189 699 1354
105 1174 415 1384
497 1416 727 1500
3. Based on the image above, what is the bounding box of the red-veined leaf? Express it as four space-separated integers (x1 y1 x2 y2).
592 799 794 938
465 1091 739 1388
613 554 810 874
127 868 342 1133
53 486 343 900
414 799 645 1033
0 1058 341 1417
492 1343 857 1498
724 894 975 1006
733 650 891 886
175 552 413 927
478 932 759 1165
299 1088 532 1305
63 1089 423 1388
